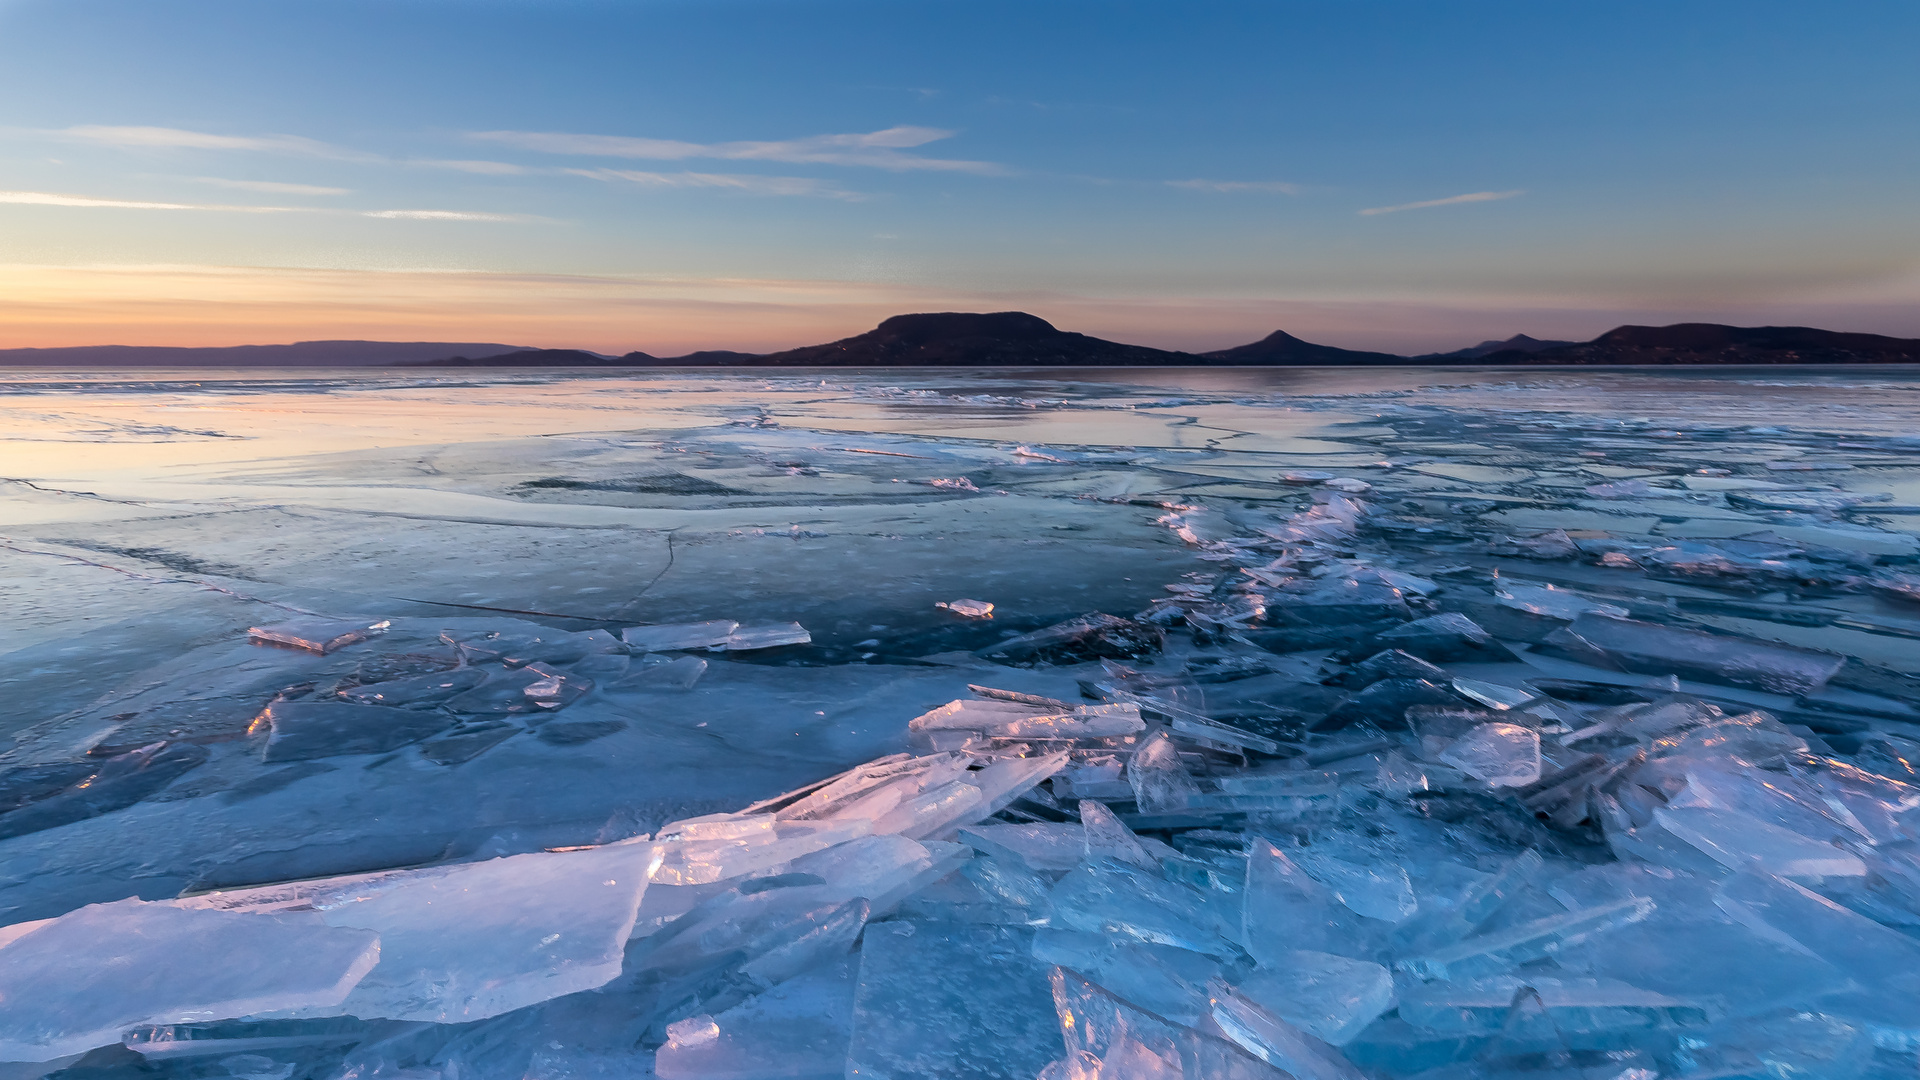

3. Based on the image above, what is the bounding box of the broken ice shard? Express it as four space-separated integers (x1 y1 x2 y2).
1654 806 1866 880
847 922 1059 1080
1374 612 1508 662
1713 868 1920 993
613 654 709 691
1399 896 1654 980
259 700 453 761
1395 977 1711 1036
724 623 812 650
1548 612 1845 695
248 617 386 655
1449 677 1540 711
1438 723 1541 787
1243 838 1370 963
937 598 995 618
338 667 485 707
0 741 208 841
621 620 740 652
1494 582 1628 622
1207 979 1370 1080
1129 731 1200 812
1295 852 1417 923
976 612 1163 663
1049 968 1283 1079
0 899 378 1062
442 663 590 715
1234 951 1396 1046
182 841 662 1023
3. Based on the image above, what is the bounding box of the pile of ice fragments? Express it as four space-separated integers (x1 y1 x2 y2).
8 492 1920 1080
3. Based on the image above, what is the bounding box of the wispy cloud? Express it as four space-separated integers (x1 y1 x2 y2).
413 159 534 175
363 208 524 221
0 189 526 222
1358 189 1524 216
0 190 298 212
565 168 861 200
54 125 370 160
1167 179 1302 195
190 177 349 196
472 125 1003 174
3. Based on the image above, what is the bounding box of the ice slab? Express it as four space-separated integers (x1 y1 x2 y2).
938 599 995 618
613 654 709 690
1130 731 1201 812
183 842 662 1023
654 957 857 1080
1207 980 1369 1080
259 700 453 761
338 667 485 707
442 663 591 715
1399 896 1655 980
1396 977 1711 1036
1549 613 1846 695
724 623 812 651
1234 951 1395 1046
1049 968 1286 1080
0 741 208 841
847 922 1059 1080
1244 838 1370 963
0 900 378 1062
1714 868 1920 993
1494 583 1627 621
248 618 386 655
622 620 739 652
1655 806 1866 879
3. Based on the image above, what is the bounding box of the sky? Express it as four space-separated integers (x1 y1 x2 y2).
1 0 1916 355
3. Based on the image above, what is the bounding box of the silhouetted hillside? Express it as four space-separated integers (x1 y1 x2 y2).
1483 324 1920 364
419 348 624 366
1202 329 1407 365
0 341 532 367
736 312 1203 366
1417 333 1575 360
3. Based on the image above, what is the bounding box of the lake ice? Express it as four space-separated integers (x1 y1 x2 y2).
2 365 1919 1079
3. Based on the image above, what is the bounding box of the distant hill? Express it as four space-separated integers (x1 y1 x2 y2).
1481 324 1920 365
0 340 532 367
1201 329 1408 365
707 311 1204 366
417 348 622 366
1416 333 1575 360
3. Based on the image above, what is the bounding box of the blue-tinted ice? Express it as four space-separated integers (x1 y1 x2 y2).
3 366 1920 1077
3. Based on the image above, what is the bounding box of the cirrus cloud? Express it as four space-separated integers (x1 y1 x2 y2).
1166 179 1302 195
1359 189 1524 216
471 125 1004 175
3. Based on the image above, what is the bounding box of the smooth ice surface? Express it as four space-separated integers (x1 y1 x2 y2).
1437 723 1542 787
1234 951 1396 1046
848 922 1058 1080
0 900 378 1062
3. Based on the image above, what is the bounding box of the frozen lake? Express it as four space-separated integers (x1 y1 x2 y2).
3 365 1920 1078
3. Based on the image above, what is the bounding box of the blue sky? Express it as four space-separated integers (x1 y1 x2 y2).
1 0 1916 353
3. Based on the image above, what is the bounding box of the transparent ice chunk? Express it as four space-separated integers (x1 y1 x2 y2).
622 620 739 652
441 663 591 715
1655 806 1866 880
1207 979 1370 1080
654 957 857 1080
1399 896 1655 981
1550 613 1846 696
1130 731 1201 813
1494 582 1627 621
338 667 485 707
1449 677 1541 712
0 900 379 1062
1243 838 1371 963
248 618 386 655
1295 852 1417 923
937 599 995 618
847 922 1059 1080
1395 976 1712 1036
1437 723 1541 787
613 654 709 691
723 623 812 650
182 841 663 1023
1233 951 1395 1046
1080 798 1163 869
1031 930 1221 1027
1714 868 1920 993
1049 968 1285 1080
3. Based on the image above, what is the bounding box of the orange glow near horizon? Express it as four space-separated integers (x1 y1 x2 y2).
4 263 1920 358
